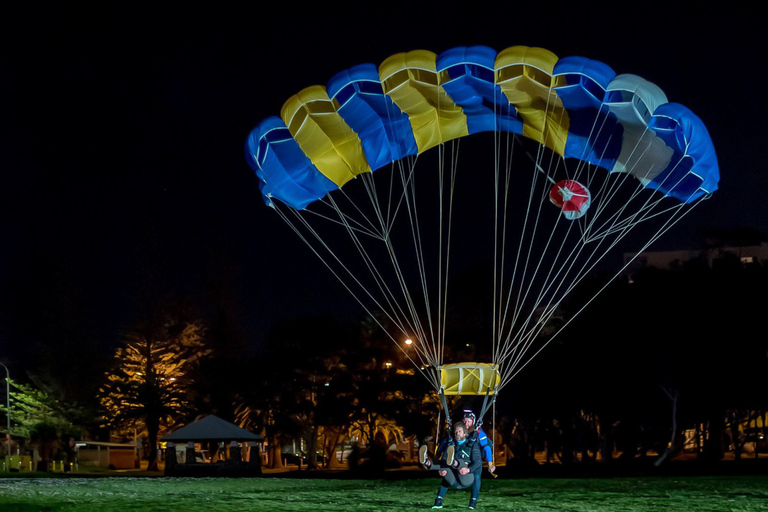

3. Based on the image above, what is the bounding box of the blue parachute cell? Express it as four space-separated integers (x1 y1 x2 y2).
553 56 622 169
327 63 418 171
646 102 719 201
437 45 522 135
245 116 336 209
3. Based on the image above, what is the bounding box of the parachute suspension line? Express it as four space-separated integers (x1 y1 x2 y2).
379 97 476 374
490 91 554 370
303 194 384 241
592 123 675 225
325 193 423 340
271 204 436 389
496 222 582 375
497 170 705 389
491 87 523 364
605 154 706 235
385 155 421 235
498 134 534 335
373 158 449 359
438 139 461 366
383 200 437 367
383 156 411 234
565 99 617 187
496 134 559 351
318 188 444 375
398 149 440 364
493 90 617 383
357 167 388 237
518 143 557 185
582 127 692 244
498 198 704 391
328 151 434 369
491 122 508 364
499 242 594 382
288 200 414 342
335 181 387 239
494 132 536 365
492 129 512 364
436 142 446 365
499 177 649 381
379 147 457 370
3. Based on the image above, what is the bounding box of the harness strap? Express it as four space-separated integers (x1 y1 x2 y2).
439 388 452 430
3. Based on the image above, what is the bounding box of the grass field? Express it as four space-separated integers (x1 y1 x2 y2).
2 474 768 512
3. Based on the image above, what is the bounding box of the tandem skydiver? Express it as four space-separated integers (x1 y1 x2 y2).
419 421 482 510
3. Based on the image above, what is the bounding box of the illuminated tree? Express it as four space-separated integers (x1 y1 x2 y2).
99 316 208 470
0 378 82 468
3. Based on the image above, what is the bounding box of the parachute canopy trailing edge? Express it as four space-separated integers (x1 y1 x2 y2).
246 45 719 212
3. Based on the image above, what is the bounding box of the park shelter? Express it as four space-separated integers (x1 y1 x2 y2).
162 414 263 463
161 415 263 476
162 414 262 444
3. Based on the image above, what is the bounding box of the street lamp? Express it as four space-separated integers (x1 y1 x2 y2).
0 362 10 457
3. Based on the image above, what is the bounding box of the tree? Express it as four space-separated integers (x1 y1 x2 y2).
0 378 83 469
235 316 355 470
98 314 208 470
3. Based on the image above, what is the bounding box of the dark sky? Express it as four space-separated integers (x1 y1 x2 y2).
1 4 765 368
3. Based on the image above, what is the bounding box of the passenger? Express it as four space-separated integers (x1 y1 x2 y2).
419 422 482 509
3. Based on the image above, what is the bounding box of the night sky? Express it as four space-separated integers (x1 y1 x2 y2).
1 4 765 373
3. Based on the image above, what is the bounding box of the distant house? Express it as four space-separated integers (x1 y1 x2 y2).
624 244 768 275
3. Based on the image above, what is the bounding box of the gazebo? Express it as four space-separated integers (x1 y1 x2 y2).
161 415 263 476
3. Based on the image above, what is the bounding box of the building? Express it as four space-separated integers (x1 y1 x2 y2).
623 244 768 275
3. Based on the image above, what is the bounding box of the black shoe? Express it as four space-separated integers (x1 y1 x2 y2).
468 498 477 509
432 497 443 509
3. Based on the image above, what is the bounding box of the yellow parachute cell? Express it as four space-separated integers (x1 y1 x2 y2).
281 85 370 187
495 46 569 155
379 50 469 153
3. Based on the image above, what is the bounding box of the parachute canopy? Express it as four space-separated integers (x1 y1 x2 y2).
246 45 719 212
245 45 719 395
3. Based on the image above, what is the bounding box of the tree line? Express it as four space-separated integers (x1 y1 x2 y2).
2 250 767 471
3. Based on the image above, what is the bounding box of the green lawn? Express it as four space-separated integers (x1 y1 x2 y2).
1 474 767 511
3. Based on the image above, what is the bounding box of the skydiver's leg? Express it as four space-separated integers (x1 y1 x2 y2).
440 469 458 488
424 461 454 471
442 468 474 489
456 471 474 489
432 484 450 509
471 473 481 500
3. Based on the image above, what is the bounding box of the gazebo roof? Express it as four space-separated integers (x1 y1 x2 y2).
161 414 262 443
